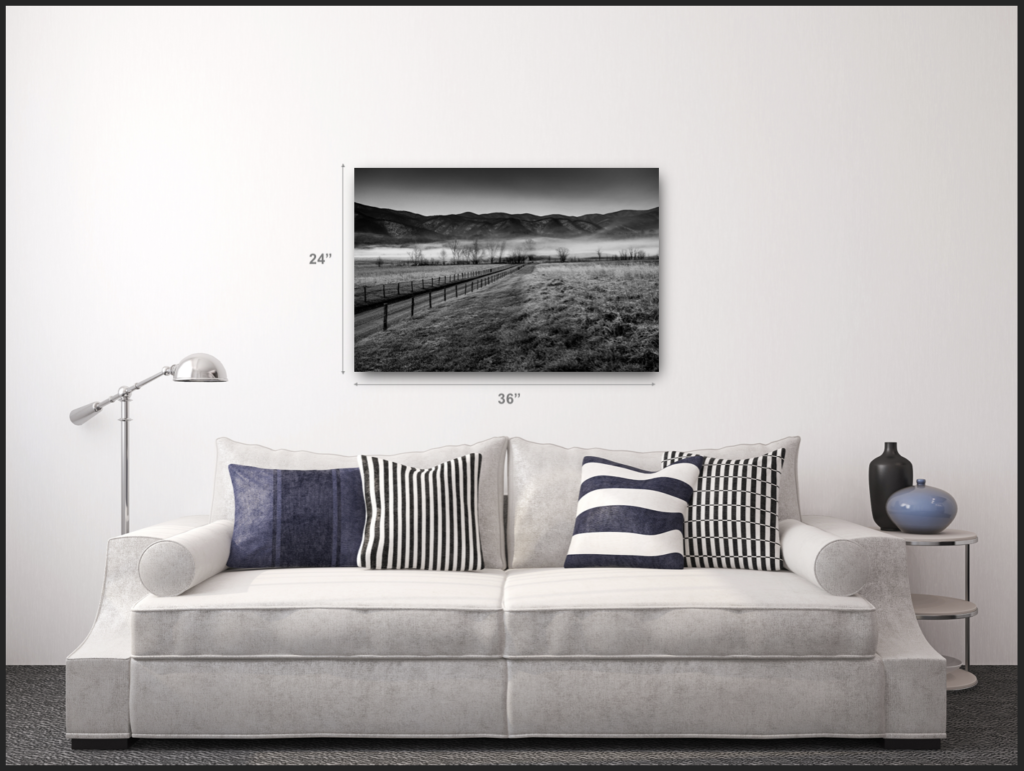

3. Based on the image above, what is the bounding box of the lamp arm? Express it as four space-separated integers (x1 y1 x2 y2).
69 366 174 425
127 366 175 394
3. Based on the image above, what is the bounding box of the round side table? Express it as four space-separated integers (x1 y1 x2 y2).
886 528 978 691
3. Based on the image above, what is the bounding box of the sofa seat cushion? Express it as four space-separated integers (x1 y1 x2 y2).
132 568 507 658
502 568 876 658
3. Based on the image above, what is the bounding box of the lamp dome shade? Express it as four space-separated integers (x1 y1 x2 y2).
173 353 228 382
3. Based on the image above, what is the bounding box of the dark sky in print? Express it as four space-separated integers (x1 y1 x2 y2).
355 168 658 217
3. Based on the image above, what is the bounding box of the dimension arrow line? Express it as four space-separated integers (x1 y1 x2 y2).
354 383 655 387
341 163 346 374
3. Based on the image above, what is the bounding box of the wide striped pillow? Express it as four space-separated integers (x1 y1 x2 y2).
662 448 786 571
357 453 484 570
564 455 704 569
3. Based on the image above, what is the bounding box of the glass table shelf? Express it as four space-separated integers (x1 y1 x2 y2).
912 593 978 620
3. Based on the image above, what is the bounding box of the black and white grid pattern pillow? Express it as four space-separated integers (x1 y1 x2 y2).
357 453 484 570
662 448 786 571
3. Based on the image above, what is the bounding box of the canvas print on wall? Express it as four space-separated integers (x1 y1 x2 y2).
354 168 659 372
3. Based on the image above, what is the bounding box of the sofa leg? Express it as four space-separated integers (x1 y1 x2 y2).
884 738 941 750
71 738 135 750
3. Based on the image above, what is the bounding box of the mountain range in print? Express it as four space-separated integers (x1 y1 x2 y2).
355 202 659 246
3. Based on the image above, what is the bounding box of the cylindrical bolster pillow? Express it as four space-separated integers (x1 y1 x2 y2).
779 519 870 596
139 519 233 597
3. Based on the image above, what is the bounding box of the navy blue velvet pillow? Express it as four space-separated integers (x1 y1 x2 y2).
227 465 367 569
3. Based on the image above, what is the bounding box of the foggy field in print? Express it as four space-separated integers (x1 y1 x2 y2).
353 168 659 372
354 262 659 372
354 234 660 267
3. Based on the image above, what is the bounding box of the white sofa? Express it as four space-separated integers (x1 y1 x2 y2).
67 436 946 749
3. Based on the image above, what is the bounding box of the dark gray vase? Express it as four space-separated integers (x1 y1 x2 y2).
868 442 913 531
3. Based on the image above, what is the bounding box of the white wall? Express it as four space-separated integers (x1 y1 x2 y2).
6 7 1017 664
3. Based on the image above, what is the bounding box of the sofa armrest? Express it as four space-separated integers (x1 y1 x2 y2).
780 519 870 595
66 515 211 739
139 519 233 597
803 515 946 739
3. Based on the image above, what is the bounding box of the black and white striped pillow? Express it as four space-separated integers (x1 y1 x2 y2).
357 453 484 570
565 455 703 569
662 448 786 571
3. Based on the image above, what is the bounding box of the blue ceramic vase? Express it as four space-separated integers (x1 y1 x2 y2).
886 479 958 534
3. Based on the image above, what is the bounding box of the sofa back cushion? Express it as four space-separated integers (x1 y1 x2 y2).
211 436 509 570
507 436 801 569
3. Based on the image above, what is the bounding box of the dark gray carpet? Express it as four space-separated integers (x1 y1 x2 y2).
6 665 1017 765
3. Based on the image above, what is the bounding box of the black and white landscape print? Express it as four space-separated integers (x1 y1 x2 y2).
354 168 659 372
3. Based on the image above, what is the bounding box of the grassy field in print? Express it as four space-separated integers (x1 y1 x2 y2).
354 262 658 372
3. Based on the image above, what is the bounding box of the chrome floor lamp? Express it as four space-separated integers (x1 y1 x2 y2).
70 353 228 534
